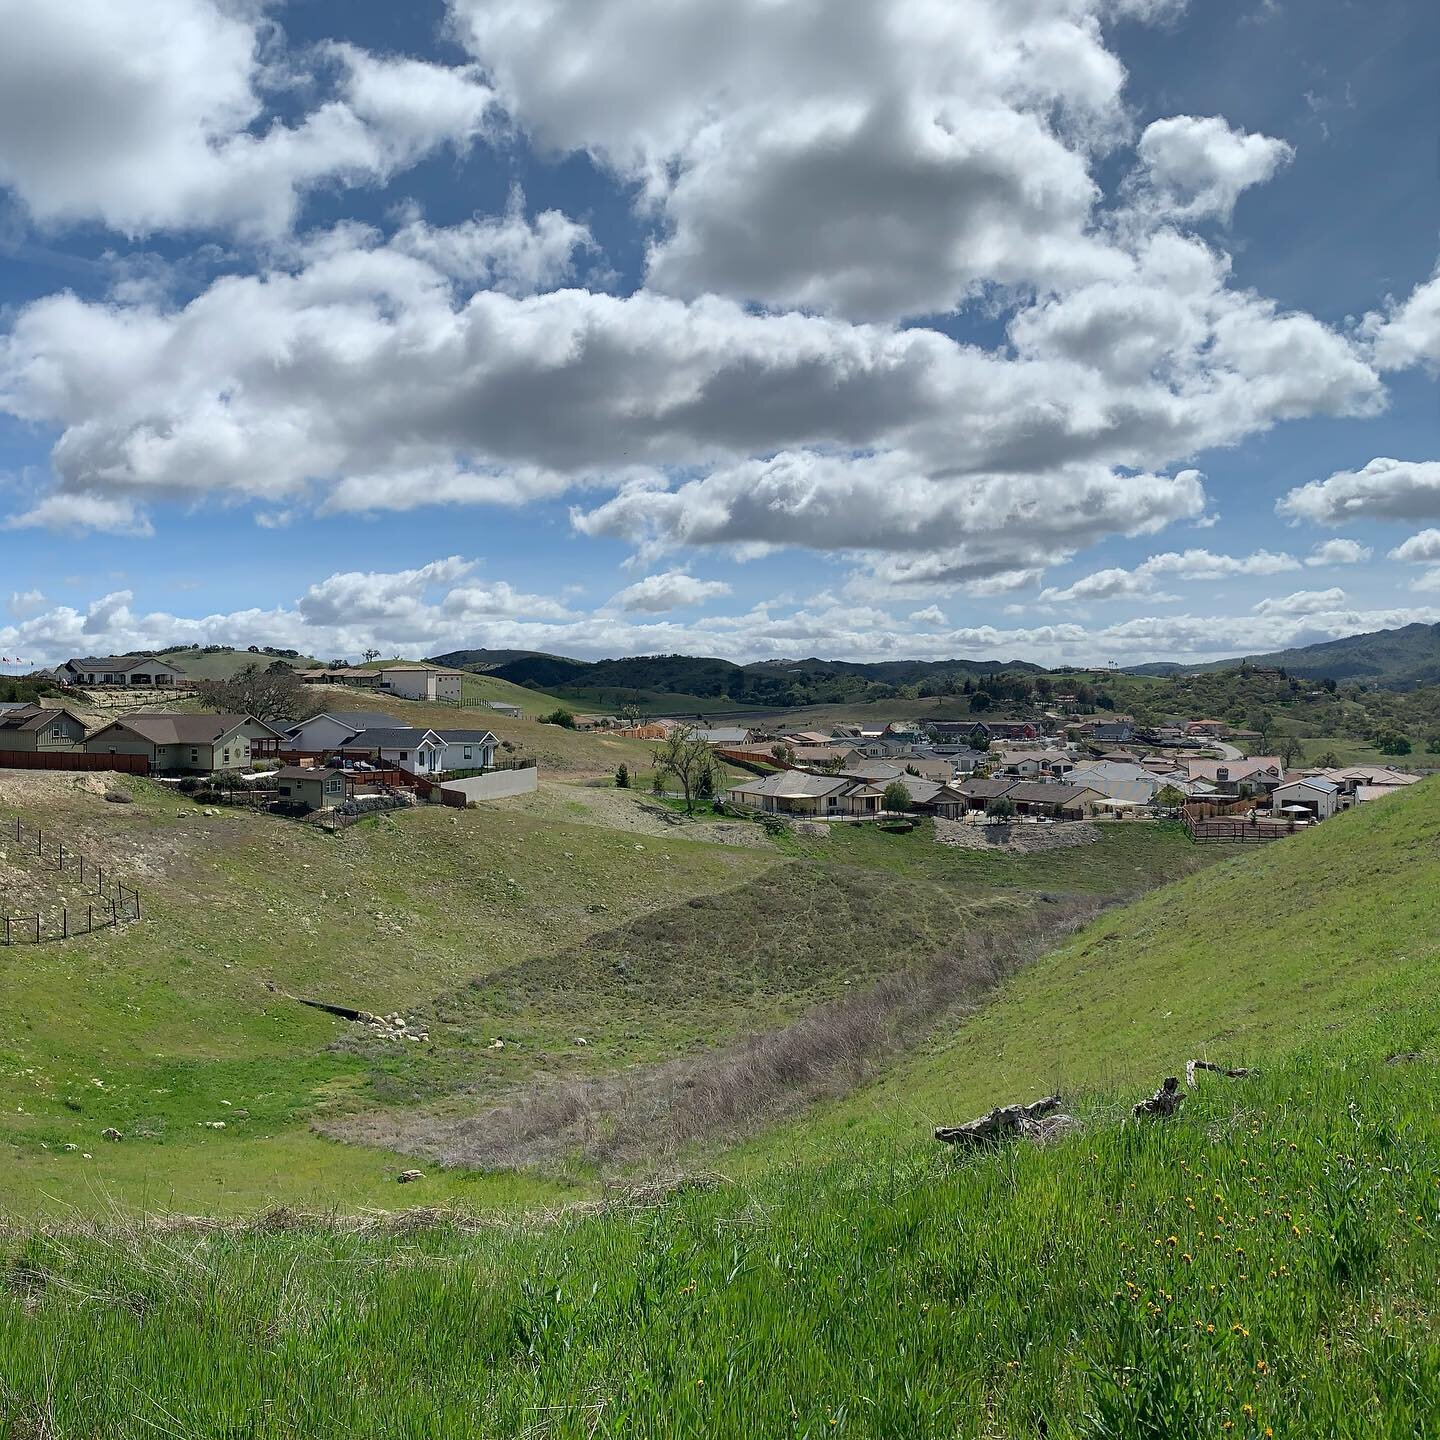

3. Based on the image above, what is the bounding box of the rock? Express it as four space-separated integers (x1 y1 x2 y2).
103 791 133 804
204 808 218 817
101 1128 122 1141
62 1143 78 1152
397 1169 424 1184
203 1120 226 1129
489 1038 505 1050
574 1037 589 1046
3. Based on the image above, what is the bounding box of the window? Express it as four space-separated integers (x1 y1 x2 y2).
190 749 199 763
51 726 63 739
221 751 230 764
399 751 408 761
463 747 472 761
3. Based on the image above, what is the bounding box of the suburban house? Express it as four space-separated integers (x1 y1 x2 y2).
695 726 754 747
726 772 887 818
953 777 1025 811
280 712 399 753
376 665 465 702
85 713 283 773
993 751 1076 780
1271 776 1341 822
1063 761 1174 808
845 757 955 785
1002 782 1105 819
273 765 348 813
1088 720 1135 744
1180 757 1284 797
0 704 88 754
482 701 523 718
335 726 498 776
61 654 187 688
294 668 380 688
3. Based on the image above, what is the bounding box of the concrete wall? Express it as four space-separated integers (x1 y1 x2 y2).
442 767 539 804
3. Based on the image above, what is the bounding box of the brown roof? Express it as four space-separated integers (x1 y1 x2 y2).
97 713 266 745
273 765 341 782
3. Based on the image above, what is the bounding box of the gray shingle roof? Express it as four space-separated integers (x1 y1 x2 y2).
336 727 439 749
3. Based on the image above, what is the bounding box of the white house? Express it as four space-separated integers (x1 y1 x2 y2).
1271 776 1341 821
336 725 497 776
62 654 187 688
377 666 464 702
281 711 398 752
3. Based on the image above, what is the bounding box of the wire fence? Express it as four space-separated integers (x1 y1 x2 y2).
0 817 142 946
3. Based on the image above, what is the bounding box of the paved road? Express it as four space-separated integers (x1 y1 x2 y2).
1212 741 1245 761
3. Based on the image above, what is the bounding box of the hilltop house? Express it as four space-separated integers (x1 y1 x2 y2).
376 665 465 702
0 704 88 754
695 726 754 747
1180 757 1284 797
61 654 187 688
85 713 283 773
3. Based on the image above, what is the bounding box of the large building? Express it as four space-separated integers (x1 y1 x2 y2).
0 704 88 754
60 655 187 688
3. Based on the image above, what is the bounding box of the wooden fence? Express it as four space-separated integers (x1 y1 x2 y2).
0 750 149 775
1 817 142 945
1182 809 1296 844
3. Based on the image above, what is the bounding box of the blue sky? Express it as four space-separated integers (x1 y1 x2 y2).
1 0 1438 670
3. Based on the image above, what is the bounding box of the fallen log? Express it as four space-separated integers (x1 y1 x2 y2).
1186 1059 1253 1086
935 1094 1063 1147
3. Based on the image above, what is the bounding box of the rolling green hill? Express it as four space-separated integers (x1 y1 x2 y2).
157 646 320 681
0 784 1435 1434
1189 621 1440 688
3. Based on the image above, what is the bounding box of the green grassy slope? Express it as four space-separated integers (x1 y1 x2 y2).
1 788 1437 1435
157 648 320 681
746 778 1440 1165
0 777 774 1216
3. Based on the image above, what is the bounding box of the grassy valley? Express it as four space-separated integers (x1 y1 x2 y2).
0 770 1434 1433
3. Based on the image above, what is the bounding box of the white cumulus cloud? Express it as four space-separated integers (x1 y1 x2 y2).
609 571 733 613
1279 458 1440 525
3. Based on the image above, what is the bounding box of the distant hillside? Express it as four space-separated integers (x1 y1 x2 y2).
1194 622 1440 688
157 646 319 681
428 648 568 671
464 652 1049 708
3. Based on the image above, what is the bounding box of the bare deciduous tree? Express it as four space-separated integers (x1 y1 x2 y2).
653 725 717 814
197 663 320 724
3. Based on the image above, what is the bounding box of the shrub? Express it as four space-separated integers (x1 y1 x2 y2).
882 780 912 813
985 795 1016 821
542 708 577 729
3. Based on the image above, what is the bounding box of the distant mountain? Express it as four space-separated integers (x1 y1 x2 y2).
429 648 570 671
1193 623 1440 688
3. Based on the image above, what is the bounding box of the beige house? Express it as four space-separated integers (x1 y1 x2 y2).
727 772 887 818
0 705 88 753
85 713 284 774
377 665 464 702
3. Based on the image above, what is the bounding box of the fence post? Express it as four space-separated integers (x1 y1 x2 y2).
62 908 67 939
87 905 93 935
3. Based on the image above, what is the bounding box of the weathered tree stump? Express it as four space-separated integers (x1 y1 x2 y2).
935 1094 1063 1147
1133 1076 1184 1118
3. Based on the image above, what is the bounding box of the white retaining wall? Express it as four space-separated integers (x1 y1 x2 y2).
442 767 539 804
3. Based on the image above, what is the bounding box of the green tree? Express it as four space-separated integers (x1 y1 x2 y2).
1425 736 1440 755
1279 734 1304 768
1153 785 1187 809
985 795 1016 821
882 780 913 813
541 708 577 729
614 763 630 789
1377 732 1412 756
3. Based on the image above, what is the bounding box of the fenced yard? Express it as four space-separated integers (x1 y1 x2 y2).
0 816 141 945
